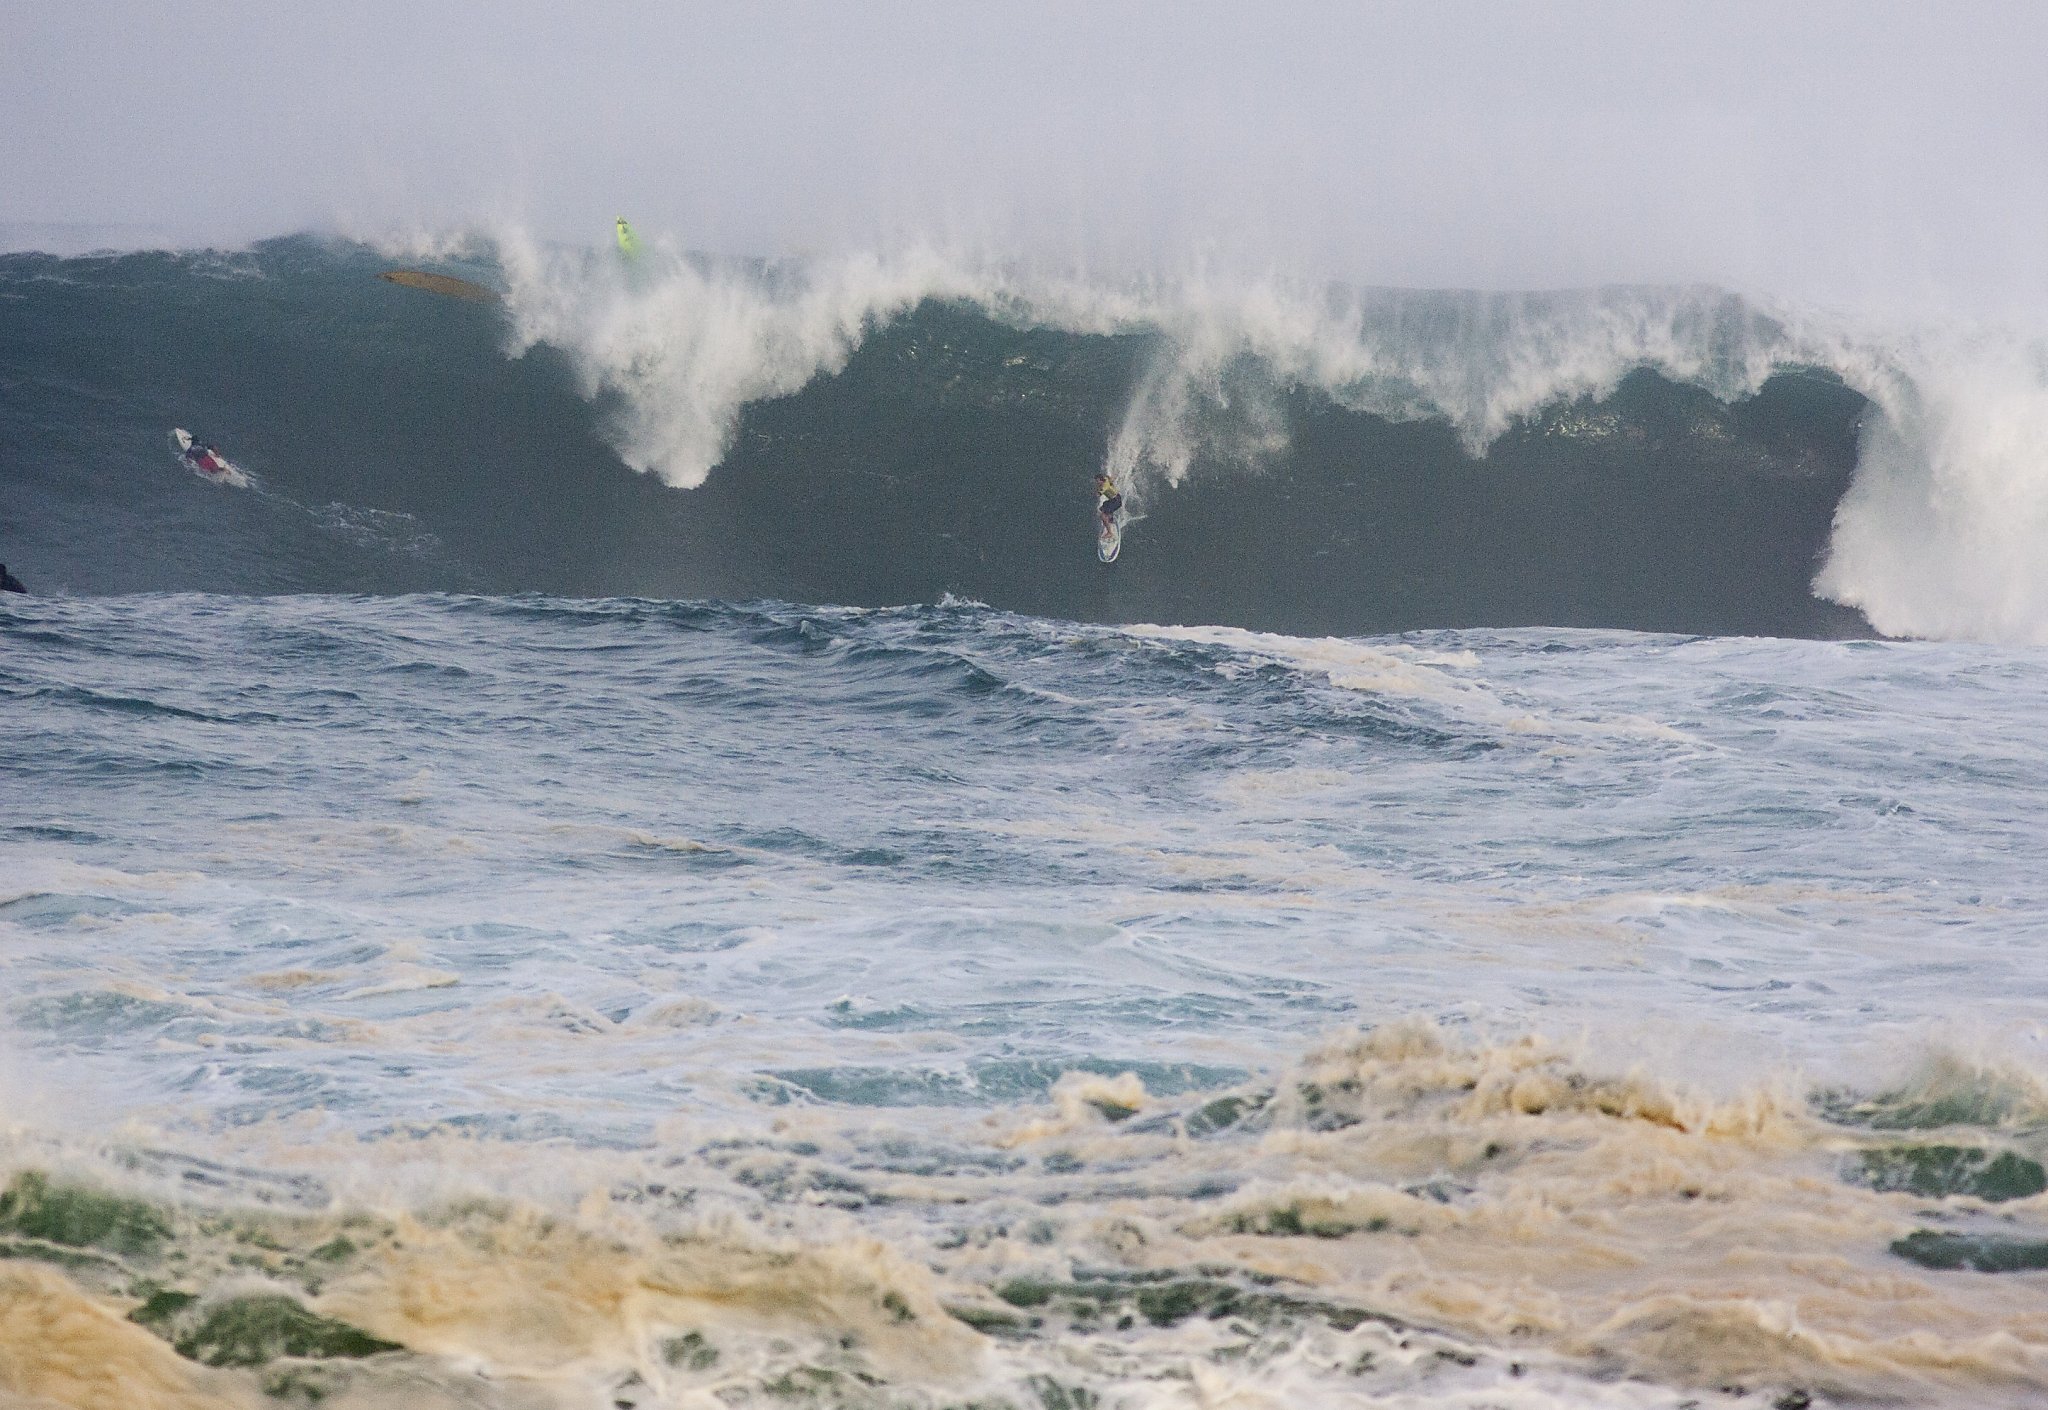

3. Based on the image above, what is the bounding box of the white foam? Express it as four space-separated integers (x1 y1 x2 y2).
469 224 2048 642
1119 622 1492 708
1816 327 2048 645
493 231 990 489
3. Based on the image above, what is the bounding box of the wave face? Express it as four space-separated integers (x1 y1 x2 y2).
7 232 2048 640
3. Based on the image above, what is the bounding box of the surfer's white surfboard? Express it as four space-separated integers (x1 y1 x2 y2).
1097 507 1123 563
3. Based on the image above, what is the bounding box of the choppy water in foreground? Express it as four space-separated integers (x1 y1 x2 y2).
5 592 2048 1409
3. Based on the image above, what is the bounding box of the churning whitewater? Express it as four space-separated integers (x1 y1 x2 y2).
6 226 2048 1410
6 592 2048 1410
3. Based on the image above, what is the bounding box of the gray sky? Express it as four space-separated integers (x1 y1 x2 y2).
7 0 2048 311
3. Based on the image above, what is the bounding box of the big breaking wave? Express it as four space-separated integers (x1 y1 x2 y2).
483 225 2048 644
5 224 2047 642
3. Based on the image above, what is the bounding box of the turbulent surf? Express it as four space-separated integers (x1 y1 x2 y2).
5 229 2048 1410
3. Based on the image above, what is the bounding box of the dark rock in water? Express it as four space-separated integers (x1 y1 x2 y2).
1850 1146 2048 1203
1889 1230 2048 1273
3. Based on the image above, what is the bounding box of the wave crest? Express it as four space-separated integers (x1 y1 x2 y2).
479 222 2048 643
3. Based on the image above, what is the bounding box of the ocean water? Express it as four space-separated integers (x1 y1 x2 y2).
5 236 2048 1408
0 238 1878 635
6 591 2048 1408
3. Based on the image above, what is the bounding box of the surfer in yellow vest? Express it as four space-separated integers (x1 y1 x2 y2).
1095 472 1123 530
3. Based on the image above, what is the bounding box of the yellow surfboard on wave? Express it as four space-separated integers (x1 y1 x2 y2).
377 269 500 303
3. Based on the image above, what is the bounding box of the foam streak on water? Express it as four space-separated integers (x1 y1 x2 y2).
4 592 2048 1408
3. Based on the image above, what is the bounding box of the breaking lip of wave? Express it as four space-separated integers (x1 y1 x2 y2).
460 224 2048 647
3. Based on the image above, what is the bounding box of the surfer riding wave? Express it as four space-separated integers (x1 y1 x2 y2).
1095 471 1123 527
1094 471 1126 564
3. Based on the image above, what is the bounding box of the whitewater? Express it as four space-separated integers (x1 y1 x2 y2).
6 230 2048 1409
